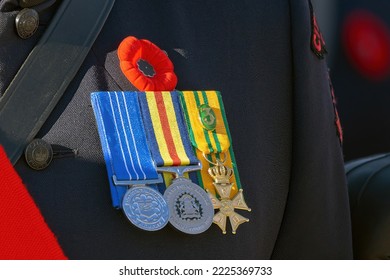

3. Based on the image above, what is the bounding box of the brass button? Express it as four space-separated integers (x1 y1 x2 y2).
15 8 39 39
25 139 79 170
19 0 47 8
25 139 53 170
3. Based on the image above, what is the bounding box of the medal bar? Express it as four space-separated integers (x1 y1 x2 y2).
139 91 214 234
178 90 251 234
91 91 170 231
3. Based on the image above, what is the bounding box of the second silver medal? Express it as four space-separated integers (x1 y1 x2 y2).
158 165 214 234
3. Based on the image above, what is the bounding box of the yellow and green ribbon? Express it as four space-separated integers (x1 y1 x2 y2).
178 90 242 198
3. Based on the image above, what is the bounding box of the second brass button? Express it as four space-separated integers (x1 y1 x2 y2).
25 139 53 170
15 8 39 39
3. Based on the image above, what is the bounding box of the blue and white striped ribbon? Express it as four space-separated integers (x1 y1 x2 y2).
91 91 159 208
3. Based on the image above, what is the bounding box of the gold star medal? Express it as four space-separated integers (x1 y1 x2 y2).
178 90 251 234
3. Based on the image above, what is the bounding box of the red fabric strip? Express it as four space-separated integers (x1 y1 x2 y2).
154 91 182 166
0 146 67 260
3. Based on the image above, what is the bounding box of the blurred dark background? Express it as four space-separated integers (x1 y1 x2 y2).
312 0 390 161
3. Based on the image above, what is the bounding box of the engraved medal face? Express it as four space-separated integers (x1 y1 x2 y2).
122 186 169 231
164 178 214 234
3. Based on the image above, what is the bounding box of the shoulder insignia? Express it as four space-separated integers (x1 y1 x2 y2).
328 73 343 144
309 1 327 59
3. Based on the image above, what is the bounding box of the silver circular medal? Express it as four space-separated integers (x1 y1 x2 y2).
164 178 214 234
122 186 169 231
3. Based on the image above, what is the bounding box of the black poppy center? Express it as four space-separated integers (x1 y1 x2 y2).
137 58 156 77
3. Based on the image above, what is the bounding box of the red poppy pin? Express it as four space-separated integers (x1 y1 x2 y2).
309 1 327 59
118 36 178 91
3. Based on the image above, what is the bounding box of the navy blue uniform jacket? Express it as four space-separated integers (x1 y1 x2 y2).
0 0 353 259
